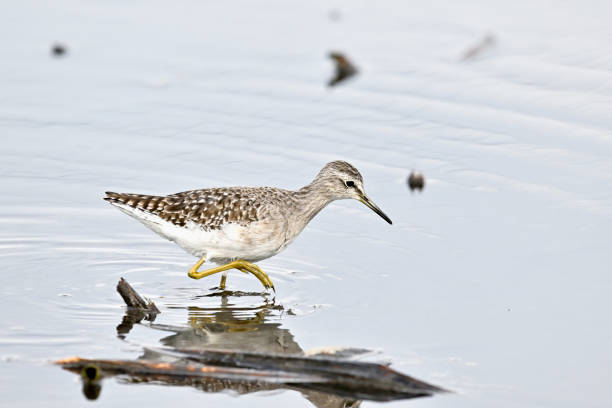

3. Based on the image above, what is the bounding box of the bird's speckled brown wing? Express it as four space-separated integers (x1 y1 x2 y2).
104 187 289 231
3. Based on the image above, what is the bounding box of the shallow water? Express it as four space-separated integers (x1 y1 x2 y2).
2 0 612 407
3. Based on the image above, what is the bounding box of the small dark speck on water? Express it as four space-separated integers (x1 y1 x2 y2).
329 9 342 22
328 52 358 87
408 171 425 192
461 33 496 61
51 43 67 57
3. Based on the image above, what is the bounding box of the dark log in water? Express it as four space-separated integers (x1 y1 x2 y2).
56 350 447 402
171 347 447 400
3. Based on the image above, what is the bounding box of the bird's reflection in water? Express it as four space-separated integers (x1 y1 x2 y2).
163 292 300 354
133 291 361 408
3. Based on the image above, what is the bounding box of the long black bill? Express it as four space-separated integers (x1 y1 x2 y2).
359 195 392 225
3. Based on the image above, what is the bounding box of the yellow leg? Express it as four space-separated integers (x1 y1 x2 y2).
219 272 228 290
236 263 274 290
188 257 274 291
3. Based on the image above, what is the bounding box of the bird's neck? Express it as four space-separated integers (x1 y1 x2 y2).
285 181 334 240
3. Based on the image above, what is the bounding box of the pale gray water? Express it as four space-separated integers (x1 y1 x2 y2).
1 0 612 407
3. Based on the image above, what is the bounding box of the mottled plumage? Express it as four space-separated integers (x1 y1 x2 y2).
105 187 285 230
104 161 391 289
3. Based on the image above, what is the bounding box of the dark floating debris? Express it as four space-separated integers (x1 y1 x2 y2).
176 347 447 400
57 278 448 404
51 43 67 57
56 350 447 402
116 277 159 338
116 277 159 316
461 34 496 61
328 52 358 87
408 171 425 192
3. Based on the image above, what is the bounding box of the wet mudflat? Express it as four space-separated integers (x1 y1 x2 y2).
1 1 612 407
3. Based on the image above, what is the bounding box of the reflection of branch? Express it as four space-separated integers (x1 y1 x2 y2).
116 309 146 338
116 278 160 338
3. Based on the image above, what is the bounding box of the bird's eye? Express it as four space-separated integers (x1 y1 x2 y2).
345 180 355 188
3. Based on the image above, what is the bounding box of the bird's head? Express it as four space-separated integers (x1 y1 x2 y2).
314 161 392 224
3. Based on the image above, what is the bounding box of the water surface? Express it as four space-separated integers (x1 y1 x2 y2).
1 1 612 407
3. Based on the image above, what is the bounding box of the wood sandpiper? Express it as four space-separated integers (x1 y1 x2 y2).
104 161 392 291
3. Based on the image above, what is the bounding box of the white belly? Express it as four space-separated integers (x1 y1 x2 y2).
113 202 287 263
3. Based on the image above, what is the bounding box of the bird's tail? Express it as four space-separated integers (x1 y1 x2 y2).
103 191 168 213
